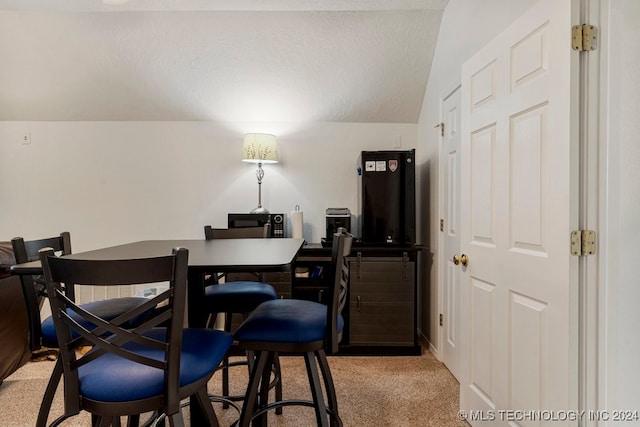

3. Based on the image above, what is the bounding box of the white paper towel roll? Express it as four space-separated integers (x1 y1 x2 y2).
291 205 304 239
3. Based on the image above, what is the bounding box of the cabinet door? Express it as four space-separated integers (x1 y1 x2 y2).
261 271 292 299
226 271 291 299
349 259 415 345
291 258 333 304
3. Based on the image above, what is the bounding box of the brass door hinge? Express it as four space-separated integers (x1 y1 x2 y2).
571 230 596 256
439 313 444 327
572 24 598 51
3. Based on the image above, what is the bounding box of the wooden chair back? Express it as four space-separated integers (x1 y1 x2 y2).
203 225 269 283
11 232 72 350
327 229 353 354
39 246 189 417
204 225 269 240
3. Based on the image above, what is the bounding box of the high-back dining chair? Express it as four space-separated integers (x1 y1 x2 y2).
11 232 153 426
11 232 72 352
39 246 233 427
202 225 282 411
203 224 271 286
234 229 352 427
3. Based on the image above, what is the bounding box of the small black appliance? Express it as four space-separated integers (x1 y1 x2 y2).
357 149 416 245
228 213 285 238
325 208 351 242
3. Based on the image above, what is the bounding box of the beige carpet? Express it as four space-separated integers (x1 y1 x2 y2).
0 350 468 426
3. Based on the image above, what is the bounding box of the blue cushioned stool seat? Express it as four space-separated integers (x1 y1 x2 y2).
78 328 233 402
205 281 277 314
37 246 228 426
40 297 151 347
204 278 282 412
233 231 352 427
234 299 344 344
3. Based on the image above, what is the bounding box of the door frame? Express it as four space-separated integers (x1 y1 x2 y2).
436 82 462 363
432 0 601 416
454 0 588 422
570 0 602 421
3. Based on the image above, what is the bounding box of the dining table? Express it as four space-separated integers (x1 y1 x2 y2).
11 237 305 426
11 238 305 327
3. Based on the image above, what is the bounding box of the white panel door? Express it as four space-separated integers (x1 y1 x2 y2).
459 0 579 425
441 85 462 381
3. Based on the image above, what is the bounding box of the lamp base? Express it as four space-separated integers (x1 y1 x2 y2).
250 206 270 214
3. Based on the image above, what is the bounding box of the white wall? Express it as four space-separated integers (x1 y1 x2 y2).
0 121 417 251
601 0 640 416
416 0 537 348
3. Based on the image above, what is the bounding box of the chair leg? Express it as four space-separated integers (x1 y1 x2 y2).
273 353 283 415
166 413 185 427
238 350 270 427
257 352 276 427
243 349 282 417
221 312 233 409
126 414 140 427
304 352 329 427
194 387 220 427
209 311 235 409
96 416 113 427
36 357 63 427
316 349 340 426
246 349 255 374
221 358 230 408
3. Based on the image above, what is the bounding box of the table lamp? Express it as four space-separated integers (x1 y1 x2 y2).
242 133 278 214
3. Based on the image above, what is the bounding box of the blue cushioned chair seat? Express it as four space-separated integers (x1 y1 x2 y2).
205 281 277 314
78 328 233 402
41 297 152 346
234 299 344 344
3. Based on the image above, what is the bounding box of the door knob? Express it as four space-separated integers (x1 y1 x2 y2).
453 254 469 266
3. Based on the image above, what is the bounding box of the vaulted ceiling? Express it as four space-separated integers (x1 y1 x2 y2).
0 0 447 123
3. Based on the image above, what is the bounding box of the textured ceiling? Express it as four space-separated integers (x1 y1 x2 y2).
0 1 446 123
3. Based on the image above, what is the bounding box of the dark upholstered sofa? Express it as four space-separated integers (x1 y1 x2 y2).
0 242 31 384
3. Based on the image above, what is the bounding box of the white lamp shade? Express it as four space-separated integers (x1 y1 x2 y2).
242 133 278 164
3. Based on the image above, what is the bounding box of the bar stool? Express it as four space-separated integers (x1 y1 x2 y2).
234 230 352 426
203 225 283 411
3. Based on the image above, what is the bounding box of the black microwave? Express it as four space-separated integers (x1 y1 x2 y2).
227 213 285 238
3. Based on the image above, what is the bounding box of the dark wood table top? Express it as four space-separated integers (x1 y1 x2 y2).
11 238 305 276
10 237 305 425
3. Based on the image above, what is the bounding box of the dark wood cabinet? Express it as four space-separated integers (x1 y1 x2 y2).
292 244 421 355
226 271 291 299
348 253 415 346
261 271 292 299
228 243 422 355
290 252 333 304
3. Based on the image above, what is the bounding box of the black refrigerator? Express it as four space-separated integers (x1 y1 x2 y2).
357 149 416 245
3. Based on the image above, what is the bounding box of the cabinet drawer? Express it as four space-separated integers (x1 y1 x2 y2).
262 271 291 283
351 277 414 303
349 261 415 303
225 272 259 282
262 271 291 299
225 272 291 299
348 259 415 346
349 301 414 345
271 283 291 299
